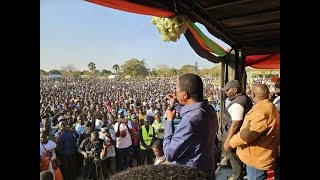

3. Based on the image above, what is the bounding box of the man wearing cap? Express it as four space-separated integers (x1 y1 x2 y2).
221 80 253 180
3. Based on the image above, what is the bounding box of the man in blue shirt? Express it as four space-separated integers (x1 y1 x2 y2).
163 73 218 179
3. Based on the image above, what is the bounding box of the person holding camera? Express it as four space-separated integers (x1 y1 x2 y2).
78 131 107 180
114 114 132 171
163 73 218 180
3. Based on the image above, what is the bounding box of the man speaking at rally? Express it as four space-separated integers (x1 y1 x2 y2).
163 73 218 179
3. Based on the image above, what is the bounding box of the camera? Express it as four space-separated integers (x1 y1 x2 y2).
88 141 101 166
90 141 100 151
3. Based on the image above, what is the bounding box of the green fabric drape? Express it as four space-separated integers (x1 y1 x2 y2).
187 20 228 57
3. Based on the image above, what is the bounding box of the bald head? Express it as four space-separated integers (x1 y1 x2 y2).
90 131 99 142
252 84 270 99
91 131 99 138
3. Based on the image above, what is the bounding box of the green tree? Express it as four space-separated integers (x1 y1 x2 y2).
83 71 91 77
211 65 221 77
88 62 96 71
101 69 112 75
40 69 48 76
180 65 198 74
121 58 149 77
48 69 61 75
60 65 77 77
200 68 211 77
155 64 172 77
112 64 120 74
93 70 100 77
170 68 180 76
72 71 83 77
60 70 72 78
149 68 158 77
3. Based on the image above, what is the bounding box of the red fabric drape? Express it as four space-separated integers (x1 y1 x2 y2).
85 0 175 17
184 30 223 63
246 52 280 69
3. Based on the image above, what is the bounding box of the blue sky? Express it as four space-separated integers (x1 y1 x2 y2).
40 0 230 71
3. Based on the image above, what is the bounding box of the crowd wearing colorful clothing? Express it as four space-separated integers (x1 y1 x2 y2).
40 76 279 180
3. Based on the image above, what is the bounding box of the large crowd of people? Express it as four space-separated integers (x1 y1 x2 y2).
40 75 280 180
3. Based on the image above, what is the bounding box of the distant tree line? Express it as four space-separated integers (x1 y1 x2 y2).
40 58 223 78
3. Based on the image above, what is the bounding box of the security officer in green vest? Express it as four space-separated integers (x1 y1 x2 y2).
138 117 156 165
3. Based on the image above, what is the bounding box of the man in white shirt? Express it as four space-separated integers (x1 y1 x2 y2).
75 114 86 136
146 105 155 117
114 115 132 171
94 113 104 130
221 80 253 180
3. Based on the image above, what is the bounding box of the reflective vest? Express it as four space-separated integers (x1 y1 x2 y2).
140 125 154 150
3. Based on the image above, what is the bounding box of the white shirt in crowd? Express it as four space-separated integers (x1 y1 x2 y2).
146 109 155 116
75 124 86 135
108 128 116 141
114 122 132 149
40 140 57 160
99 134 116 160
95 119 104 130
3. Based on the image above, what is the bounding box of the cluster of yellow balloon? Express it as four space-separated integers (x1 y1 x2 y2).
151 15 188 42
